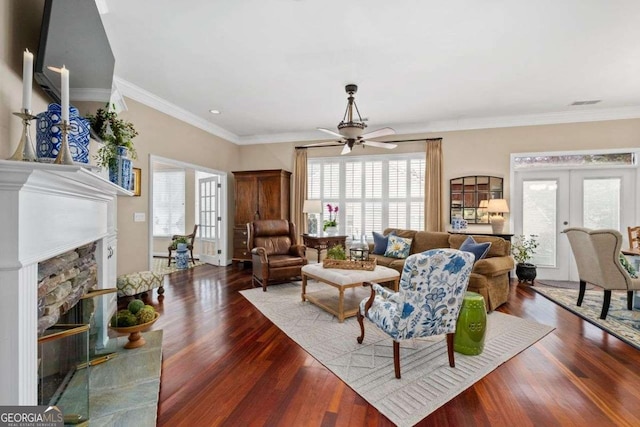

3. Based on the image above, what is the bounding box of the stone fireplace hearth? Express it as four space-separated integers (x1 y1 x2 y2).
0 160 131 405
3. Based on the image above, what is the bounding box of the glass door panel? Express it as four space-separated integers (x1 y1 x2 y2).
522 180 558 267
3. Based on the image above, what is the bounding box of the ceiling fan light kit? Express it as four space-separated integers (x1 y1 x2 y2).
310 84 397 154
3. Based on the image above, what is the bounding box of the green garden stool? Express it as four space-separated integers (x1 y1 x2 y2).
454 291 487 355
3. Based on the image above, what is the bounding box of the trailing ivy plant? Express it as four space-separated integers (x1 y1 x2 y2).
511 234 539 265
87 103 138 169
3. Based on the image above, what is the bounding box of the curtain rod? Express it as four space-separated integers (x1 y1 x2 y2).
294 137 442 150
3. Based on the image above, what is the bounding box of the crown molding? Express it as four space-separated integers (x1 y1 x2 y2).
113 76 240 143
113 76 640 146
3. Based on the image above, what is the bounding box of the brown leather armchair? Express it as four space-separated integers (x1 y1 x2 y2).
248 220 307 291
167 225 198 267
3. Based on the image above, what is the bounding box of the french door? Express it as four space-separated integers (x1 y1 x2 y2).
198 176 223 265
513 168 636 281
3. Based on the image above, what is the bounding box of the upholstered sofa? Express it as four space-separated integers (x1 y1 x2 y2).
368 228 514 311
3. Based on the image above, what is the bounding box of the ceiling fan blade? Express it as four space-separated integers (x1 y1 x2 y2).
363 140 397 149
317 127 344 139
360 127 395 140
302 141 341 147
341 144 351 155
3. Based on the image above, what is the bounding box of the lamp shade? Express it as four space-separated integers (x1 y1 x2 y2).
479 200 489 208
487 199 509 214
303 199 322 214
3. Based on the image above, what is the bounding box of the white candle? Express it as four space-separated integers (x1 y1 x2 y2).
22 49 33 111
61 65 69 123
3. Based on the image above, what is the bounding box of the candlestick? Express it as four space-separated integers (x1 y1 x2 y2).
61 65 69 123
7 109 38 162
22 49 33 111
53 121 75 165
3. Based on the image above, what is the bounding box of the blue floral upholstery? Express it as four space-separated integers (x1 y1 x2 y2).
357 249 474 377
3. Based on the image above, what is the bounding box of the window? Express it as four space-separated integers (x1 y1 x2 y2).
308 153 426 238
153 170 185 236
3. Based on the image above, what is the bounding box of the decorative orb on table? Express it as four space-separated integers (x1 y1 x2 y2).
110 312 159 349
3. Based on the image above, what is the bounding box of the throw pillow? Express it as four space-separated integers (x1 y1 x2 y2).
384 235 413 259
459 236 491 264
372 231 396 255
619 253 638 278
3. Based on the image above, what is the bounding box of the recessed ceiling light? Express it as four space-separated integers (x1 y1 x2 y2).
209 109 221 114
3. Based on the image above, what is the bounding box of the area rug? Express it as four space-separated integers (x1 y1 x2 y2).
152 257 204 275
535 279 594 290
240 282 554 427
532 286 640 351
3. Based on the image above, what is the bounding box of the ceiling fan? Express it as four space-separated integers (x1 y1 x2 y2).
306 84 397 155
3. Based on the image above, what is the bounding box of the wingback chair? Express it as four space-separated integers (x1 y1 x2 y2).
248 219 307 291
357 248 474 378
167 225 198 267
563 227 640 319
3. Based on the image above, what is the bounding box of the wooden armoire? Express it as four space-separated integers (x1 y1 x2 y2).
232 169 291 264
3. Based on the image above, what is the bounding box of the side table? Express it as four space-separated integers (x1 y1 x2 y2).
301 234 348 263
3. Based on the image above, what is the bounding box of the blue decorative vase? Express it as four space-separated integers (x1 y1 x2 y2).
109 146 132 190
175 247 189 270
36 103 90 163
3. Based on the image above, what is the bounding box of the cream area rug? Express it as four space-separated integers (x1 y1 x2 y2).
240 282 554 427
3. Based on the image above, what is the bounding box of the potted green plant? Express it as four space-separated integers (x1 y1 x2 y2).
326 244 347 260
511 234 539 284
87 104 138 169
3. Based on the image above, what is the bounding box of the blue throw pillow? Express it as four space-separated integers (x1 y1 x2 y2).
384 235 413 259
372 231 395 255
459 236 491 264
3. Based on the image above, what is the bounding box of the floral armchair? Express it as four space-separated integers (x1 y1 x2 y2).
357 248 474 378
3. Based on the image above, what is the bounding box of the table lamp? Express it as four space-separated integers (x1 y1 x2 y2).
303 199 322 234
487 199 509 234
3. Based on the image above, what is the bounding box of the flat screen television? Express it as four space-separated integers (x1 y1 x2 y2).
34 0 115 105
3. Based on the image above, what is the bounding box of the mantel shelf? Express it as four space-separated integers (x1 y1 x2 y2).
0 159 133 196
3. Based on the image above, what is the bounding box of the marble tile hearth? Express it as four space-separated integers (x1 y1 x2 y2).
90 331 163 426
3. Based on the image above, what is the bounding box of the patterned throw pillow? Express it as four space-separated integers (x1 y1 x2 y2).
619 253 638 278
371 231 396 255
384 235 413 259
459 236 491 264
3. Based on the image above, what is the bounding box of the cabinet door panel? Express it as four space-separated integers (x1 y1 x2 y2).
257 176 283 219
234 177 258 224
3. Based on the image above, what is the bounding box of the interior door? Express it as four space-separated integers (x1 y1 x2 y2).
199 176 222 265
514 167 635 281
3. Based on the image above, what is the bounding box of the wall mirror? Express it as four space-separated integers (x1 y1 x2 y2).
450 176 503 224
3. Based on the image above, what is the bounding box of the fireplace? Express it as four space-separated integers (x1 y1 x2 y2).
0 160 130 405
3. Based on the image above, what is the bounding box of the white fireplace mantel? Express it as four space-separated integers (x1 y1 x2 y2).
0 160 131 405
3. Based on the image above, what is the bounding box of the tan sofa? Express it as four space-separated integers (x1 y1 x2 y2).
368 228 514 311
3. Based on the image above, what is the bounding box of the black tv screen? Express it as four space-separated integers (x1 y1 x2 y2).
34 0 115 105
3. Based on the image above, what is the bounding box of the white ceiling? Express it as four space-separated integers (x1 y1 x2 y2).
101 0 640 145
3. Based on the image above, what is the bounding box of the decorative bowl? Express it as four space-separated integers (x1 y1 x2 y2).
109 312 159 349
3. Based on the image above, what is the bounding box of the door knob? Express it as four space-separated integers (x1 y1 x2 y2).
563 221 568 225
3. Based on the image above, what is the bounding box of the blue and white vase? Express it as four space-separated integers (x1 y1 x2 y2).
36 103 90 163
175 247 189 270
108 146 132 190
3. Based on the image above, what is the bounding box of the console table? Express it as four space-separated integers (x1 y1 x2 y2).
448 230 514 242
301 234 348 263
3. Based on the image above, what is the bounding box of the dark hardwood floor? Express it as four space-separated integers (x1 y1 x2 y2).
145 264 640 426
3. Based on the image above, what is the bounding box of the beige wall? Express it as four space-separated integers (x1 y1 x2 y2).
73 98 241 275
239 119 640 233
2 2 240 276
4 1 640 275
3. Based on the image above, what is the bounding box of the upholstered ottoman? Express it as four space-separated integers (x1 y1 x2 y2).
117 271 165 298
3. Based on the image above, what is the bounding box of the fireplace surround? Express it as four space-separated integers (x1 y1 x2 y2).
0 159 130 404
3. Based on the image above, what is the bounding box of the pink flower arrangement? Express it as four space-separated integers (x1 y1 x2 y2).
323 203 339 231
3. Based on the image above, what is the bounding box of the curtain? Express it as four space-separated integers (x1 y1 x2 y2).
425 139 443 231
293 148 308 244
